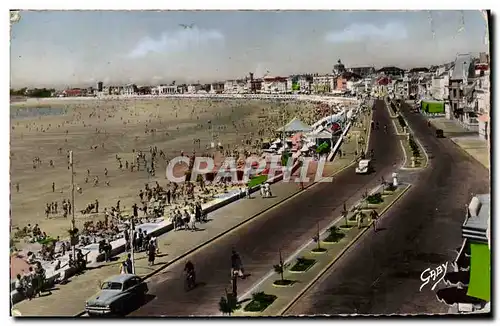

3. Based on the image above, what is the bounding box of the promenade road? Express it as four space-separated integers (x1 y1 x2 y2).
284 101 490 315
129 99 403 316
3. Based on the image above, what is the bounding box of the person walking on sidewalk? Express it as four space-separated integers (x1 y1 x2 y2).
119 261 127 274
148 240 156 266
125 253 133 274
231 248 244 278
370 209 379 232
357 209 364 229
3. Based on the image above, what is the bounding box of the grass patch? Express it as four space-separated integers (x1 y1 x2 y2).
366 193 383 205
323 232 345 243
273 279 295 287
244 292 277 312
290 257 316 272
248 175 268 188
311 247 327 253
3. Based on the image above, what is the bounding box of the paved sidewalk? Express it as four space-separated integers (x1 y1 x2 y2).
14 111 371 317
429 118 489 170
450 136 490 170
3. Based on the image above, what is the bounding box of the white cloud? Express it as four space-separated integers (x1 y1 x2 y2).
128 27 225 58
325 22 408 43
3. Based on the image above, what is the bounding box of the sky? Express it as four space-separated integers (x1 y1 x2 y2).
10 10 489 88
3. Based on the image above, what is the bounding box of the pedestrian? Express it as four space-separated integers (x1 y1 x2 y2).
152 236 159 254
357 210 364 229
231 249 244 278
16 183 19 193
125 253 133 274
245 186 251 199
52 182 55 192
370 209 379 231
190 210 196 231
166 189 171 205
148 241 156 266
119 261 127 274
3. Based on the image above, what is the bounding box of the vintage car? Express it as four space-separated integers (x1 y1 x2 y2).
85 274 148 316
355 159 372 174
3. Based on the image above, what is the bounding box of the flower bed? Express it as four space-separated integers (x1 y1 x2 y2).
290 257 316 272
244 292 277 312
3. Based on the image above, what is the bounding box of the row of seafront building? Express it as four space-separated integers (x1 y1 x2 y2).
51 60 381 99
50 53 490 141
383 52 490 141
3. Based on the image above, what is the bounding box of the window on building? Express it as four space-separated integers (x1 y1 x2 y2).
453 89 457 98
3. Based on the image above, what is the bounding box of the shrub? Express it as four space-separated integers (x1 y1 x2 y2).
408 135 420 157
385 184 397 192
397 116 406 128
366 193 383 205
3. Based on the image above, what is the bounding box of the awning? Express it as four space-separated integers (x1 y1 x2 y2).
467 243 490 301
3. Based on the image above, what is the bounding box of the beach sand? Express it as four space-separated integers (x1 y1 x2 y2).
10 97 317 248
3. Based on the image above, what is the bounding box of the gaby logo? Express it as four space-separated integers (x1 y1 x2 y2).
420 262 448 292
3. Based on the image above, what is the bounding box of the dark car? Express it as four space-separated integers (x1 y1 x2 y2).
85 274 148 316
436 129 444 138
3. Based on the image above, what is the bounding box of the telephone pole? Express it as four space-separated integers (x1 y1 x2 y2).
70 151 76 258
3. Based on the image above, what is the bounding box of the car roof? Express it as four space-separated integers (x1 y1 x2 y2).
104 274 138 283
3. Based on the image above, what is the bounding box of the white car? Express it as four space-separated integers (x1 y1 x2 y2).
355 159 372 174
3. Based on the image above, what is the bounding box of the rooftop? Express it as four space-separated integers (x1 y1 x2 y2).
462 194 490 244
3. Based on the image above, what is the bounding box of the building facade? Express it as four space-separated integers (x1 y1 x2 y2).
348 66 375 77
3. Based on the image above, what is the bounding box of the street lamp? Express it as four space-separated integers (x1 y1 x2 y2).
69 151 76 259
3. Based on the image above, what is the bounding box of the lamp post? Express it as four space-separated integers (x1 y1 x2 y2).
69 151 76 258
130 219 135 274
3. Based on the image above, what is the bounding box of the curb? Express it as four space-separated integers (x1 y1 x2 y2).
278 183 412 315
73 157 357 317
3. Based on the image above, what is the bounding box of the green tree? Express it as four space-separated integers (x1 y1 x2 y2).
219 289 237 316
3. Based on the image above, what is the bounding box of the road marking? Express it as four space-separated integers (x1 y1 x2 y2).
279 183 412 315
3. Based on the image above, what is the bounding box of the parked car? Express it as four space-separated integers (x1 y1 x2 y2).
85 274 148 316
436 129 444 138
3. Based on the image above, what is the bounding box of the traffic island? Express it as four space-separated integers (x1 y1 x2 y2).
400 133 428 170
383 100 429 171
234 182 412 316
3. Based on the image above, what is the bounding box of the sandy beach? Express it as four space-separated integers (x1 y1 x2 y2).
10 97 319 249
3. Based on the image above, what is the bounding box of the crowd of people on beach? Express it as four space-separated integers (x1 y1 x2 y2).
11 97 348 304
